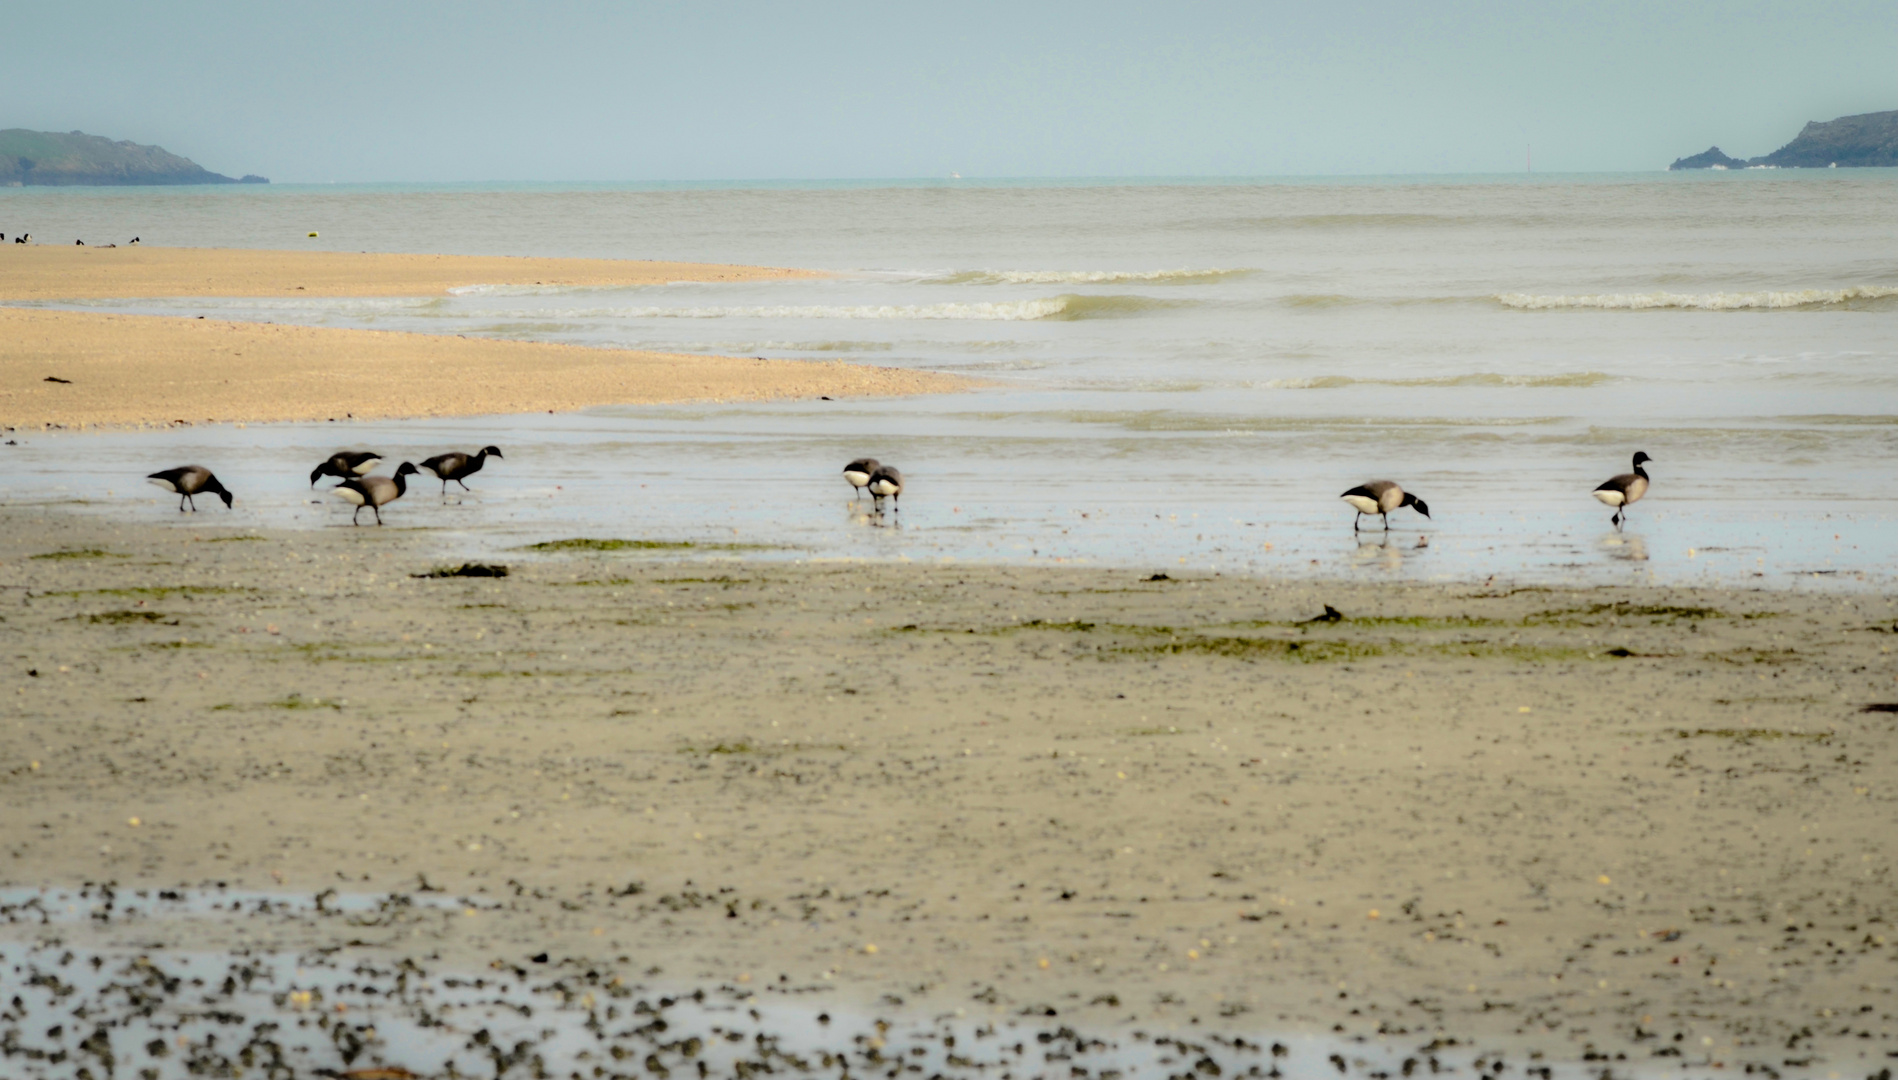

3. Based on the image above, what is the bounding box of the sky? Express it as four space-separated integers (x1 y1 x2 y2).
8 0 1896 182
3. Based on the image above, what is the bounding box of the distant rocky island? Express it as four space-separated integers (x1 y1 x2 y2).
0 129 266 186
1670 109 1898 170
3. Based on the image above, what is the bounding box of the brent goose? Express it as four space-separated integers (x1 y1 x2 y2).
309 450 385 487
1593 451 1652 530
842 457 879 501
331 462 419 525
1340 480 1430 532
419 446 503 494
147 466 233 512
868 465 904 513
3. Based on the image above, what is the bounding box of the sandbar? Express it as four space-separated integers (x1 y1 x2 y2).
1 507 1892 1072
0 244 819 299
1 307 970 428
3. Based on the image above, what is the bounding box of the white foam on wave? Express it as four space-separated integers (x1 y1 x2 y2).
473 298 1071 321
1265 371 1614 390
937 268 1249 286
447 283 582 296
1497 286 1898 311
469 294 1177 321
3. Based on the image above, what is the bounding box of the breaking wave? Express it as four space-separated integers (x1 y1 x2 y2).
1497 286 1898 311
934 268 1251 286
1278 294 1471 310
447 283 583 296
473 294 1180 321
1266 372 1614 390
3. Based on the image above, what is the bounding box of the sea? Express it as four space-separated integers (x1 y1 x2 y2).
3 173 1896 587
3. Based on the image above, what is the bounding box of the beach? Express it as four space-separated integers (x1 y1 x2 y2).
1 176 1894 1076
2 506 1893 1075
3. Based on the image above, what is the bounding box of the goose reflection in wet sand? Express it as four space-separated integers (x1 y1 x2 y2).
1601 533 1649 562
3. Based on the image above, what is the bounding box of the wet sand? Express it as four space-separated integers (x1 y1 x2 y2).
0 244 819 299
2 507 1893 1073
0 308 971 428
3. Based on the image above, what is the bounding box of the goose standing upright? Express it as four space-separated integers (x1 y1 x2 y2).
147 466 233 512
842 457 879 502
868 465 904 514
331 462 419 525
1339 480 1429 532
419 446 503 494
309 450 385 487
1593 451 1652 530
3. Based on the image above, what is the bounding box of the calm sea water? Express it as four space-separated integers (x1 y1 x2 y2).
4 174 1896 586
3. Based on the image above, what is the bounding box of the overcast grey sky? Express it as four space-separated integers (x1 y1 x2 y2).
9 1 1895 181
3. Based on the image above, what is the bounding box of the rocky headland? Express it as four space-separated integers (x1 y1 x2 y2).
0 128 266 186
1669 108 1898 169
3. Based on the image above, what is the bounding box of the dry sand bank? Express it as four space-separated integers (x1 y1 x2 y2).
2 509 1895 1071
0 308 970 428
0 244 818 300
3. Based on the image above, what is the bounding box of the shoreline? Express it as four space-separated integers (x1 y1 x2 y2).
0 307 972 428
1 506 1892 1074
0 246 972 428
0 244 822 299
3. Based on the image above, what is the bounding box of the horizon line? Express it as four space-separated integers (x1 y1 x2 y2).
35 167 1898 190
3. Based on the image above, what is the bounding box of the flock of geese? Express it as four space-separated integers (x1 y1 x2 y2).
147 446 503 525
146 448 1653 532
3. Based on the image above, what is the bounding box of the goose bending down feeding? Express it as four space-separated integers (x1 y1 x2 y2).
419 446 503 494
868 465 904 513
147 465 234 512
309 450 384 487
1340 480 1429 532
1593 451 1652 530
842 457 879 501
331 462 419 525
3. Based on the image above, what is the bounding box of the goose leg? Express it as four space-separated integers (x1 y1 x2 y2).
457 479 470 492
1382 513 1390 532
352 506 362 526
1353 513 1361 532
373 506 384 526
